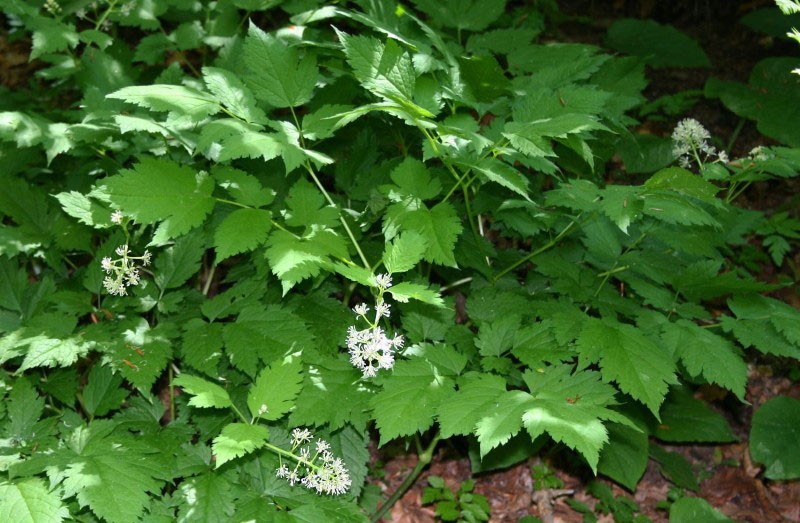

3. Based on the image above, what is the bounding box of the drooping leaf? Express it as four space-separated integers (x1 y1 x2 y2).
174 374 232 409
202 66 267 124
338 31 416 103
212 423 269 467
107 84 220 118
750 396 800 479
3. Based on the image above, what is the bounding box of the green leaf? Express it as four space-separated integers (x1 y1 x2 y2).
606 19 710 68
338 31 416 103
669 497 732 523
104 157 215 244
291 357 372 431
475 315 521 357
475 390 531 457
182 319 224 377
82 364 128 417
177 472 236 522
469 158 530 200
655 388 736 443
387 203 462 267
383 231 428 273
244 23 317 108
216 129 283 163
247 358 303 420
597 422 649 491
30 18 79 60
202 66 267 124
107 84 219 118
750 396 800 479
60 425 170 523
649 444 699 491
661 320 747 400
411 0 506 32
371 358 454 445
577 318 677 416
214 208 272 262
212 423 269 467
437 373 507 438
154 231 206 290
5 378 44 443
729 294 800 346
212 166 275 208
264 229 347 294
387 281 444 307
174 374 232 409
645 167 720 202
54 191 110 228
0 478 69 523
284 178 339 229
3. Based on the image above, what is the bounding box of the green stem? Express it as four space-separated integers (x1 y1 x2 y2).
202 263 216 297
168 364 175 422
726 118 745 154
369 432 441 523
492 215 582 283
289 107 371 270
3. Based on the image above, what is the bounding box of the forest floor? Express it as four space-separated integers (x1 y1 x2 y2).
374 2 800 522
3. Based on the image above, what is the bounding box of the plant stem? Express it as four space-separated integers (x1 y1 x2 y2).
369 432 441 523
492 215 582 282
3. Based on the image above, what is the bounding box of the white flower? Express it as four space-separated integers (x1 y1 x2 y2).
100 245 151 296
110 210 124 224
374 273 392 289
101 257 114 272
353 303 369 316
375 301 391 318
291 428 313 447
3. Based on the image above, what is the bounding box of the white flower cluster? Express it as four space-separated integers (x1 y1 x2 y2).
100 244 151 296
275 428 351 496
346 274 404 378
671 118 728 169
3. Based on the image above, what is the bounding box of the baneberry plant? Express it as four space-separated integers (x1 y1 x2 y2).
0 1 799 521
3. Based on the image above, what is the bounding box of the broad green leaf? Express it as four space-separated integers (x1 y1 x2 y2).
212 423 269 467
475 390 531 457
388 157 441 201
645 167 720 202
387 281 444 307
750 396 800 479
411 0 506 32
577 318 677 416
475 315 521 357
0 478 68 523
60 426 170 523
291 357 372 431
264 228 348 294
82 364 128 417
216 130 283 163
177 472 236 522
437 374 507 438
606 19 710 68
597 422 648 491
371 358 454 445
174 374 232 409
214 208 272 262
103 157 215 244
154 231 206 290
212 166 275 208
30 18 79 59
383 232 428 273
649 444 699 491
728 294 800 346
18 334 90 373
202 66 267 124
54 191 110 228
244 23 317 108
669 497 732 523
284 178 339 229
182 319 224 377
107 84 219 118
655 388 736 443
469 158 530 200
247 358 303 420
5 378 44 442
106 322 174 391
661 320 746 400
338 31 416 103
387 203 462 267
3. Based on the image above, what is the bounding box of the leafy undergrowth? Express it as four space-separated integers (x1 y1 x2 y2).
1 1 799 522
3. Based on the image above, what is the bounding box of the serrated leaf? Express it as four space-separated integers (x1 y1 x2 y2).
475 390 531 457
54 191 109 227
371 358 454 445
284 178 339 229
18 334 90 373
182 319 224 377
597 422 648 491
577 318 677 416
217 130 283 163
212 423 269 467
750 396 800 479
649 444 699 491
174 374 232 409
656 388 735 443
0 478 69 523
202 66 267 124
82 364 128 417
383 232 428 273
387 203 462 267
607 19 710 68
177 472 236 522
661 320 746 400
387 281 444 307
411 0 506 32
214 208 272 262
60 425 170 523
212 166 275 208
437 373 507 438
30 18 79 60
264 228 347 294
247 358 303 420
291 357 372 431
470 158 530 200
154 231 206 290
729 294 800 346
107 84 219 118
104 157 215 243
244 23 317 108
645 167 720 202
338 31 416 102
669 497 732 522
